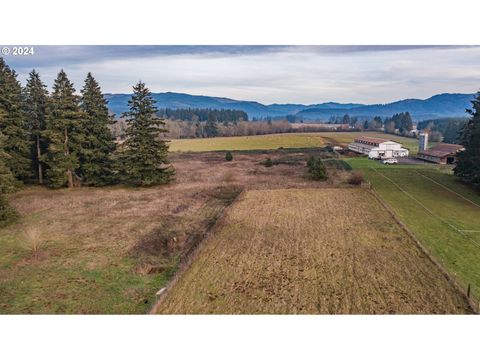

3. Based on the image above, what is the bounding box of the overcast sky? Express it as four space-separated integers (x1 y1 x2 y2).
3 45 480 105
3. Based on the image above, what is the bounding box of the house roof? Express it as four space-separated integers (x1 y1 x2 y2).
354 137 398 145
419 144 464 158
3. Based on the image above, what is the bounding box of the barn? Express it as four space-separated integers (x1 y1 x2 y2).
348 137 409 159
417 144 465 164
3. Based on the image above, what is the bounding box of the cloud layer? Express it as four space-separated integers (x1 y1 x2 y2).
3 45 480 104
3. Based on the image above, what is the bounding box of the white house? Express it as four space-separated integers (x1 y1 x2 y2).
348 137 409 159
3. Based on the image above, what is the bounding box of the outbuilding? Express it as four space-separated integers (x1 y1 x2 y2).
417 144 464 164
348 137 409 159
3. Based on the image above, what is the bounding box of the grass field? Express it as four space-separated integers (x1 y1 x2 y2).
349 163 480 301
155 188 470 314
169 131 428 153
0 150 332 314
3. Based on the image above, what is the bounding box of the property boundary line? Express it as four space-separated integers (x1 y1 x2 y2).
370 167 480 249
367 187 479 314
149 189 245 314
415 170 480 209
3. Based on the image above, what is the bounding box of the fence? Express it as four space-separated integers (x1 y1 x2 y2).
368 186 479 314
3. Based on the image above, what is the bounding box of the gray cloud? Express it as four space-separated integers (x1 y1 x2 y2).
2 45 480 104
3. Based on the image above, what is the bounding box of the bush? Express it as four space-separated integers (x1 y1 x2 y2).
307 155 315 169
225 151 233 161
0 195 18 228
307 156 327 181
348 171 364 185
264 158 273 167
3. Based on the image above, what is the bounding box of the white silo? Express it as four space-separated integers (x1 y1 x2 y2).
419 132 429 152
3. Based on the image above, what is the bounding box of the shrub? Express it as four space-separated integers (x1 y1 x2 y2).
225 151 233 161
264 158 273 167
23 226 45 258
0 195 18 228
348 171 364 185
307 155 315 169
307 156 327 181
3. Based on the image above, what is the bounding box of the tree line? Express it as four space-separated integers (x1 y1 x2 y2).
157 108 248 123
455 91 480 187
0 58 174 225
417 117 468 143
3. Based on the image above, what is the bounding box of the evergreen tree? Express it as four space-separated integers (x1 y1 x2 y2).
25 69 49 184
363 120 369 130
0 58 32 181
0 194 17 228
121 81 174 186
0 130 18 227
43 70 85 188
455 91 480 187
307 156 327 181
372 116 383 129
204 113 219 137
0 131 20 193
225 151 233 161
79 72 116 186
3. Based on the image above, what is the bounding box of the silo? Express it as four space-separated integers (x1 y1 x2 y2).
419 132 428 152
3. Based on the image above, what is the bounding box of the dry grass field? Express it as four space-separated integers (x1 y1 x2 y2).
155 188 471 314
0 150 340 313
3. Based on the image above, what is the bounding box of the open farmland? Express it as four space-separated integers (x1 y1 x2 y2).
0 149 343 314
351 164 480 301
169 131 429 153
155 188 471 314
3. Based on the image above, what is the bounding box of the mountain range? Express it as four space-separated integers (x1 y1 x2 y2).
105 92 475 121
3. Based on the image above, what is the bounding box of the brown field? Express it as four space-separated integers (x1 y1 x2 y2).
155 188 472 314
0 149 340 313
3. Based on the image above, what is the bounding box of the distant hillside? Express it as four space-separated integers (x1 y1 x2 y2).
105 91 475 121
105 92 281 118
105 92 364 118
297 93 475 121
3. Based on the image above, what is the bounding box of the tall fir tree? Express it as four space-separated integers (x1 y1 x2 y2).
0 58 32 181
121 81 174 186
454 91 480 187
25 69 49 184
204 112 219 137
0 130 19 227
79 72 116 186
43 70 85 189
0 131 20 193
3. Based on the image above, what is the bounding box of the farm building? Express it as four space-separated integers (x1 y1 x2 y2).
417 144 465 164
348 137 409 159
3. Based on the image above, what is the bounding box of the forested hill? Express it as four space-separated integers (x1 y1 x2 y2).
104 92 364 118
297 93 475 121
105 91 475 121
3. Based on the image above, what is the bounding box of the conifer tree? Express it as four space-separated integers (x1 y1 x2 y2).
43 70 85 188
25 69 49 184
455 91 480 187
307 156 327 181
79 72 116 186
204 112 219 137
0 58 32 181
0 194 17 228
0 131 18 227
0 131 19 193
121 81 174 186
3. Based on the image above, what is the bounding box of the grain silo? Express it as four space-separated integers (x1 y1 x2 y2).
419 132 428 152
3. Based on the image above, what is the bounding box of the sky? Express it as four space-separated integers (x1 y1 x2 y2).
3 45 480 105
